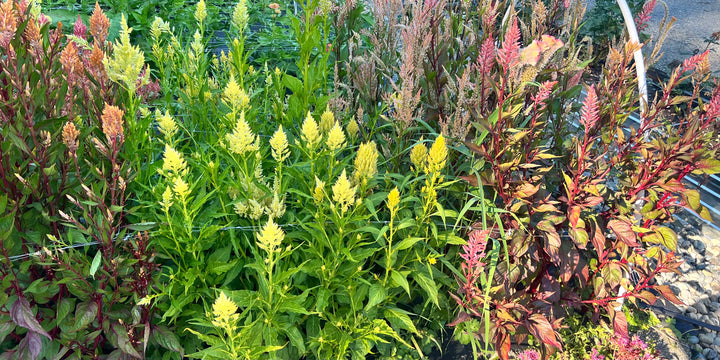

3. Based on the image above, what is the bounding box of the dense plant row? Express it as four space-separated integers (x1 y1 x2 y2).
0 0 719 359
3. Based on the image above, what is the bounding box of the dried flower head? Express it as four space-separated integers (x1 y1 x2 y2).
353 141 378 183
326 121 346 151
269 125 289 162
211 292 239 327
194 0 207 25
104 14 145 91
162 144 187 176
232 0 248 33
425 135 447 174
101 103 125 144
89 2 110 45
256 217 284 254
225 111 258 155
333 169 357 213
62 121 80 156
301 111 321 150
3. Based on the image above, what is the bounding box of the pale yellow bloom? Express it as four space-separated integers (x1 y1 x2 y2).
190 30 203 56
326 121 346 152
387 187 400 214
410 139 428 172
161 186 173 211
162 145 187 176
232 0 248 33
225 112 258 155
194 0 207 25
269 125 289 162
150 17 169 40
172 177 191 200
301 112 321 150
223 74 250 110
156 110 178 139
333 170 357 213
234 201 248 217
274 67 281 77
256 218 284 254
248 199 263 220
353 141 378 183
313 177 325 204
346 119 359 140
211 292 239 327
265 193 286 219
104 14 145 91
319 105 334 134
426 134 448 174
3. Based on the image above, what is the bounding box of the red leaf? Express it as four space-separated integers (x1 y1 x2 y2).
655 284 684 305
568 206 581 228
10 297 51 340
448 311 472 327
527 313 562 350
459 174 479 187
608 219 640 247
496 328 511 360
612 308 629 338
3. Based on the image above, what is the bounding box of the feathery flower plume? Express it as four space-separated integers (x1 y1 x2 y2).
269 125 289 162
162 144 187 176
225 111 258 155
256 218 284 254
461 228 490 281
161 186 173 211
531 80 557 110
0 0 17 48
313 177 325 204
60 41 84 83
353 141 378 184
497 18 520 71
62 121 80 156
425 135 447 174
266 192 286 219
333 169 357 213
73 15 87 39
301 112 321 150
635 0 656 31
101 103 125 144
387 187 400 214
579 86 599 130
172 177 190 200
319 105 335 134
211 292 239 328
223 74 249 110
326 121 346 151
156 110 178 139
194 0 207 25
232 0 248 33
104 14 145 91
89 2 110 45
410 139 428 172
346 118 359 140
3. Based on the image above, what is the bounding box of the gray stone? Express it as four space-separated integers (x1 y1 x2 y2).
706 349 718 359
691 336 701 344
696 302 709 314
700 333 715 345
695 240 707 252
714 336 720 347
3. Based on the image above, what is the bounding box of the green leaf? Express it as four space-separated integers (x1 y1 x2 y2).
394 237 422 251
89 251 102 279
72 301 98 333
152 325 184 354
390 270 410 296
412 271 439 308
365 282 386 310
384 307 418 335
656 227 678 251
56 298 74 324
285 326 306 354
113 323 142 358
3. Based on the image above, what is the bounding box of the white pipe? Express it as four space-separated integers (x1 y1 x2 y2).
616 0 648 118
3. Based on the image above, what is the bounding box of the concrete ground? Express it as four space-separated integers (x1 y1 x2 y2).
643 0 720 75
